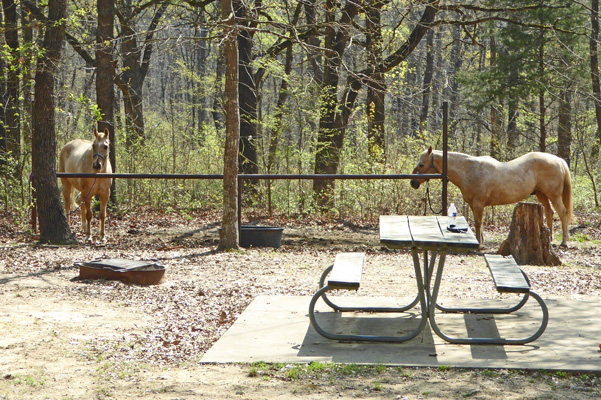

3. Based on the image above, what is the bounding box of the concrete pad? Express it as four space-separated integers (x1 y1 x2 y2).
202 295 601 371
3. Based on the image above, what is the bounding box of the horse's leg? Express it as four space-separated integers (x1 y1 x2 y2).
62 180 72 224
548 194 569 247
471 203 485 246
98 191 109 242
81 197 93 243
535 192 554 241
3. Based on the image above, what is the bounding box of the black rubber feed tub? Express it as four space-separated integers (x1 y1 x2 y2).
240 225 284 248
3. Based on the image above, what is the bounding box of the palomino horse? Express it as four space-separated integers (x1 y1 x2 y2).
59 128 113 243
410 147 572 247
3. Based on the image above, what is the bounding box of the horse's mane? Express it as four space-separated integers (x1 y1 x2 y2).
432 150 498 163
432 150 475 161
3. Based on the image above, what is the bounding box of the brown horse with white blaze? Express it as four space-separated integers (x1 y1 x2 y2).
410 147 572 247
59 128 113 243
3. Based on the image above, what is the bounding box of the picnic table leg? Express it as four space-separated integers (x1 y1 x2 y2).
423 250 439 310
409 247 429 334
428 250 446 316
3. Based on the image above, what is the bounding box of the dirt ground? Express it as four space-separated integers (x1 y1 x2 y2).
1 209 601 399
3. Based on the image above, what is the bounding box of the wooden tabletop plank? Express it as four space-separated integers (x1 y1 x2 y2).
439 216 481 249
407 215 444 247
379 215 412 243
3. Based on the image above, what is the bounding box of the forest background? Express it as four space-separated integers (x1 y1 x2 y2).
1 0 601 244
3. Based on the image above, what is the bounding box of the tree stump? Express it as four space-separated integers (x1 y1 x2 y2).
498 202 561 266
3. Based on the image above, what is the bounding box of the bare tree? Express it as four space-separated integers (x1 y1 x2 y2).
116 1 168 150
313 3 438 206
366 0 385 161
30 0 76 244
218 0 240 250
97 0 116 202
1 0 21 171
557 89 572 166
591 0 601 160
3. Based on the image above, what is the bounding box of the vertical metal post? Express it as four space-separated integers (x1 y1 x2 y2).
442 102 448 216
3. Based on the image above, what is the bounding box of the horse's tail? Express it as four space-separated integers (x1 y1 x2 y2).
562 160 573 225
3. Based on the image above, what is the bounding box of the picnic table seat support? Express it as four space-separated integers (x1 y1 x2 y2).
309 251 428 343
429 254 549 345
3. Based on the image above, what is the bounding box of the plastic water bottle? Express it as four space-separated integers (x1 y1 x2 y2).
448 203 457 227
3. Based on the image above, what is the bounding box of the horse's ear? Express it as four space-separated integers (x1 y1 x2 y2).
427 146 433 155
103 128 110 139
94 128 99 138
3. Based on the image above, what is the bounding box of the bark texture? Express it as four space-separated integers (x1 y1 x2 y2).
218 0 240 250
499 202 560 266
97 0 116 202
31 0 76 244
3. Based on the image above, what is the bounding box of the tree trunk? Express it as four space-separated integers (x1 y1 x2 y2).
312 1 360 208
212 46 225 130
303 0 323 85
366 1 385 161
507 99 519 159
116 2 167 151
0 43 5 169
489 36 501 158
590 0 601 161
539 91 546 152
402 55 419 136
558 90 572 167
430 29 443 130
2 0 21 170
235 1 258 178
21 1 33 150
447 25 463 133
218 0 240 251
266 41 294 215
309 3 437 207
119 21 146 150
499 203 560 266
96 0 116 203
419 29 435 136
539 30 547 152
196 26 210 134
505 46 519 159
31 0 76 245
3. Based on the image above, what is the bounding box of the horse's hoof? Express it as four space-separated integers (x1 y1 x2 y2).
560 241 568 248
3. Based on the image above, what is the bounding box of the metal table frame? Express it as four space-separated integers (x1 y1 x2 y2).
310 215 549 345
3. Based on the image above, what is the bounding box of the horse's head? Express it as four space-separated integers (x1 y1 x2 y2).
410 146 437 189
92 128 110 171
